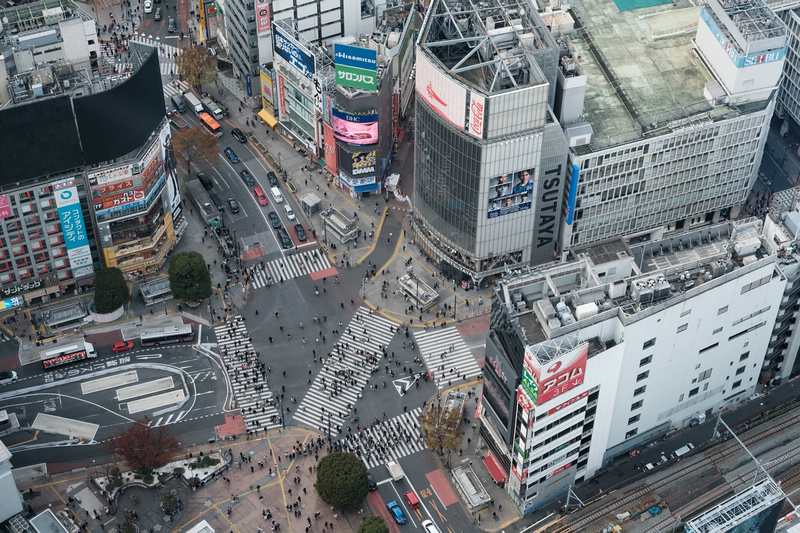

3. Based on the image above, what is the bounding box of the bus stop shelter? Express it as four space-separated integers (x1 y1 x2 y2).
302 193 321 216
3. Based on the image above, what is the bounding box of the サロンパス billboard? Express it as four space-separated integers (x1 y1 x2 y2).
334 43 378 91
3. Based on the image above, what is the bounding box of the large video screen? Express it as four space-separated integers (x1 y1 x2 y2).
332 108 379 146
74 49 165 165
0 96 83 185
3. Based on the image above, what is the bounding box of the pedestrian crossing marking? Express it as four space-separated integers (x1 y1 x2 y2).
248 250 333 289
413 327 483 389
213 316 282 431
293 307 397 437
335 408 426 469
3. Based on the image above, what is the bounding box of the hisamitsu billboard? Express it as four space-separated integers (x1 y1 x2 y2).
335 44 378 91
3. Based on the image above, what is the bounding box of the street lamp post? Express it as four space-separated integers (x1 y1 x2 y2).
326 412 332 453
278 152 282 171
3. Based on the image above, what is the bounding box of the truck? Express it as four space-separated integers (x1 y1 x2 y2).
167 109 188 129
386 461 404 481
201 96 225 120
672 442 695 459
183 91 203 115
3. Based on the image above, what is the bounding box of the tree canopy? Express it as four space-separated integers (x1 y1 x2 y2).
93 267 130 314
174 46 217 90
420 401 463 453
315 452 368 508
172 126 219 175
103 419 182 474
168 251 212 303
357 516 389 533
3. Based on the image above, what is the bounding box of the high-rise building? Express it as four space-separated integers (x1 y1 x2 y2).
480 217 800 514
412 0 784 283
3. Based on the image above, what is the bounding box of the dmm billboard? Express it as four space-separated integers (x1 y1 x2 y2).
415 51 466 129
274 25 315 80
52 180 94 278
525 343 587 405
334 43 378 91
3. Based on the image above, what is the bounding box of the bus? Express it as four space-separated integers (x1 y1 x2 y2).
41 341 97 370
198 112 222 137
140 324 194 346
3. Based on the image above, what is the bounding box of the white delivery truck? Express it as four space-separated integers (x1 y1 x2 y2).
183 91 203 115
672 442 695 459
386 461 404 481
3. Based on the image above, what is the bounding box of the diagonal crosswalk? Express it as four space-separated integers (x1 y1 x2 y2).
414 327 483 389
151 410 187 427
335 408 426 469
214 316 282 432
292 307 396 437
248 250 333 289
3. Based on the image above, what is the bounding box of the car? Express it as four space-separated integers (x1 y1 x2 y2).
112 340 134 353
268 211 282 229
403 491 420 510
167 17 176 33
294 224 307 241
223 147 239 163
267 171 279 187
386 501 406 525
253 187 268 206
144 0 152 12
421 520 441 533
154 7 161 20
231 128 247 143
277 227 293 249
227 198 240 213
0 370 18 385
239 169 255 186
367 473 378 491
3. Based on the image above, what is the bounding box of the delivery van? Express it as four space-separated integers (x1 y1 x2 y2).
171 94 186 112
271 186 283 203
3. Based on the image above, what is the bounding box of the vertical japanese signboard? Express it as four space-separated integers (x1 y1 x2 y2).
53 180 94 277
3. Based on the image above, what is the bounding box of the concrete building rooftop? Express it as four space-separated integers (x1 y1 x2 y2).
571 1 714 148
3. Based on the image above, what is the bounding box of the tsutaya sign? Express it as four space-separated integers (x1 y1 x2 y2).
524 341 587 405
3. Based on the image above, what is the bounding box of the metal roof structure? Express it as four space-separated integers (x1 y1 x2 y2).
684 479 784 533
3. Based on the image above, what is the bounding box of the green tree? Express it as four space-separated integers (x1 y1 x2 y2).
93 267 130 313
103 419 182 475
420 399 463 453
174 46 218 90
315 452 368 508
168 251 212 303
357 516 389 533
173 126 219 175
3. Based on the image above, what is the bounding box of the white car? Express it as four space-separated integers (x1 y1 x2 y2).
144 0 153 13
421 520 441 533
0 370 18 385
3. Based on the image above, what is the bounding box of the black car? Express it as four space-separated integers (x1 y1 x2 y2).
167 17 176 33
227 198 239 213
268 211 282 229
231 128 247 143
294 224 307 242
367 473 378 491
277 228 292 249
267 171 279 187
154 7 162 20
239 169 255 186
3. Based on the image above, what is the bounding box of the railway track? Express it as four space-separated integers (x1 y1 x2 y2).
705 412 800 467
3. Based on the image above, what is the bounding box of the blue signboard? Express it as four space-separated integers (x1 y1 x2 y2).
565 164 579 225
334 44 377 71
246 73 252 97
273 26 315 79
331 108 379 123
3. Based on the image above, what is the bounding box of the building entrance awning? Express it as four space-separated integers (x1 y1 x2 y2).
258 109 278 127
483 454 507 484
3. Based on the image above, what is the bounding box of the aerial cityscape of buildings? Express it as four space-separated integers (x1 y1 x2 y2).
1 0 800 527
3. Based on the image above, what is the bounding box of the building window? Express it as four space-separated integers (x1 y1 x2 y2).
732 380 742 389
680 309 691 317
713 327 722 335
625 429 638 439
634 386 646 396
639 355 652 367
637 371 649 382
643 338 656 349
689 387 699 397
677 324 688 333
735 366 746 375
628 415 640 425
718 306 728 314
699 342 719 354
740 352 749 361
631 400 643 410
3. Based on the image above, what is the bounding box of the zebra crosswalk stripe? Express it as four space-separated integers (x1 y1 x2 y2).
293 307 397 437
214 317 282 431
249 250 332 289
335 408 426 469
413 327 483 389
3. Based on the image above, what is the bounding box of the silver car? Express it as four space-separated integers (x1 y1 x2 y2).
0 370 18 385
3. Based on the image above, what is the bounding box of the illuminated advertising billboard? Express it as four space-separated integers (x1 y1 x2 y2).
323 123 337 175
525 343 588 405
332 108 379 146
415 51 467 129
256 0 270 35
52 180 94 277
273 25 315 79
488 168 534 219
0 195 12 219
202 0 217 42
334 43 378 91
351 151 376 175
260 66 274 108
